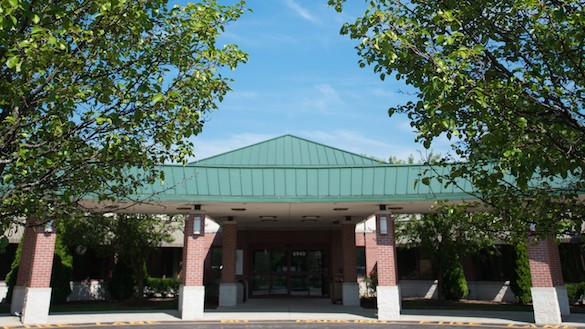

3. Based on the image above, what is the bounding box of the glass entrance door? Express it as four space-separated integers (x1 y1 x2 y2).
251 248 327 297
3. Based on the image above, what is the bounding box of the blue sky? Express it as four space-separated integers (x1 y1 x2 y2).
189 0 452 162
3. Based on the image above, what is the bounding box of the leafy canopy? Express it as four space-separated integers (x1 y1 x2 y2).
331 0 585 237
0 0 248 230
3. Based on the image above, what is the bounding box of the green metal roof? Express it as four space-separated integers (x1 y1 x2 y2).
130 135 476 203
132 163 475 203
193 135 382 166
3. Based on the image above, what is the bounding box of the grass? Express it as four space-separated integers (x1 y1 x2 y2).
0 299 177 315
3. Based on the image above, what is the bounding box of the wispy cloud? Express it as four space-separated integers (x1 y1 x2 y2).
299 83 345 114
284 0 320 24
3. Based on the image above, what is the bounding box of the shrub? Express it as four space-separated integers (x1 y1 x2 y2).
567 282 585 304
50 236 73 303
144 277 180 298
440 253 469 301
5 240 22 302
510 242 532 304
108 260 136 301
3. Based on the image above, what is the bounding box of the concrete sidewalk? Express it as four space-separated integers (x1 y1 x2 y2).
1 299 585 327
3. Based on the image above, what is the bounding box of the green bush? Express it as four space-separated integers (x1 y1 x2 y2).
5 240 22 302
510 242 532 304
145 277 180 297
108 261 136 301
567 282 585 304
440 253 469 301
50 236 73 304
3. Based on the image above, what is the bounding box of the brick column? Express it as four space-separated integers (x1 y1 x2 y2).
179 211 209 320
375 211 401 320
219 221 238 306
341 222 359 306
11 217 56 325
527 236 570 325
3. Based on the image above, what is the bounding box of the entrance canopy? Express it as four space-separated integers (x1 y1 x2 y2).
84 135 476 228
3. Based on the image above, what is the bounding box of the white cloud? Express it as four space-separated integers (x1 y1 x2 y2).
284 0 320 24
299 83 345 114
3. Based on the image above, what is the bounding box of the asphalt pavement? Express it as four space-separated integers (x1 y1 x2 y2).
1 298 584 329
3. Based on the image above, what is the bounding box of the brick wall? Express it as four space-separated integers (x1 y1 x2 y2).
375 214 398 286
341 223 357 282
221 223 237 283
527 236 564 287
181 214 215 286
16 223 56 288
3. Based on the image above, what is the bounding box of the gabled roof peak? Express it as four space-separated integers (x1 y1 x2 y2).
193 134 383 167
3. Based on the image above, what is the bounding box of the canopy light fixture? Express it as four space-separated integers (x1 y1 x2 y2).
379 216 388 235
193 215 203 235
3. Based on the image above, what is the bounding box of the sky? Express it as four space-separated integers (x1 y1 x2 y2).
188 0 452 162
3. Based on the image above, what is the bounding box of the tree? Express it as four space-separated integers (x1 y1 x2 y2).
510 241 533 304
396 205 497 300
60 213 181 301
331 0 585 238
0 0 248 232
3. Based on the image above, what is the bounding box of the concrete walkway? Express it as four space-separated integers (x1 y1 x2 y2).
1 299 585 327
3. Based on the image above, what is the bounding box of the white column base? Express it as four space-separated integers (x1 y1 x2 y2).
377 285 401 320
21 287 52 325
178 285 205 320
342 282 360 306
555 285 571 316
219 283 238 307
10 285 26 315
532 287 562 325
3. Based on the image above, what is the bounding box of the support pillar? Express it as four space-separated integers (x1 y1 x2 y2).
219 221 238 306
375 211 401 320
10 218 56 325
527 236 569 325
179 210 208 320
341 222 359 306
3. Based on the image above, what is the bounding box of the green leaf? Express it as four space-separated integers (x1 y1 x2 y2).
6 56 19 69
151 93 164 104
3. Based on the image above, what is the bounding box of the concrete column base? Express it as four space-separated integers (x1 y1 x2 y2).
10 285 26 315
342 282 360 306
377 285 401 320
219 283 238 307
555 285 571 316
21 287 52 325
179 285 205 320
532 287 562 325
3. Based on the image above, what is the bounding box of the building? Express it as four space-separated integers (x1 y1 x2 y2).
3 135 573 325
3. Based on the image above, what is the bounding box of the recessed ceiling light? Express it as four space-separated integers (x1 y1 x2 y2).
231 208 246 212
